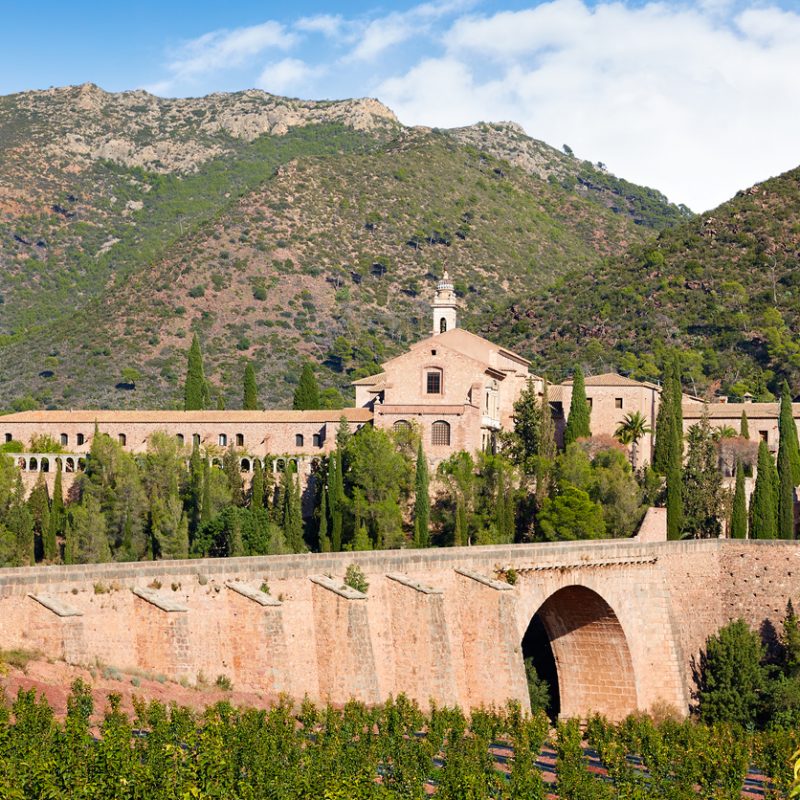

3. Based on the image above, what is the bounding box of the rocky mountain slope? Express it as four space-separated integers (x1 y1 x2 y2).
0 84 688 409
482 167 800 398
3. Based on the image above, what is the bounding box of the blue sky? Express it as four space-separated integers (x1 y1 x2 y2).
3 0 800 211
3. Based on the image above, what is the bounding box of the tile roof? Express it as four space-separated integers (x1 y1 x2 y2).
561 372 660 390
682 402 794 419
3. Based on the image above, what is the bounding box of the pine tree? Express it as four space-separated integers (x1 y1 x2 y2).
49 462 64 562
243 363 259 410
740 410 750 439
150 495 189 560
413 439 430 547
183 334 210 410
293 362 320 410
318 487 331 552
666 462 683 540
564 366 591 446
6 475 34 565
66 495 111 564
251 460 264 510
730 459 747 539
779 381 800 484
750 440 777 539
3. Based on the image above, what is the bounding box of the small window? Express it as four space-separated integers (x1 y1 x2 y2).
218 433 228 447
193 433 201 446
426 370 442 394
431 349 437 356
76 433 85 446
615 398 623 409
759 430 769 443
312 433 322 447
118 433 127 446
393 420 411 432
295 433 304 447
236 433 244 447
4 433 11 443
60 433 68 446
176 433 184 445
432 420 451 446
587 398 593 410
440 317 447 333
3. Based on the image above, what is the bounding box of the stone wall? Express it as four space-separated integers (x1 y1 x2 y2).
1 539 797 719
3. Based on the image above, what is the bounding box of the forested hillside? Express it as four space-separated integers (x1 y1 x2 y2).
0 84 686 410
484 167 800 398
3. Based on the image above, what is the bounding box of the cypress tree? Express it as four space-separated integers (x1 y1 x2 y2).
49 463 64 561
653 362 676 475
730 460 747 539
671 357 683 454
184 334 209 410
666 462 683 540
778 430 796 539
413 440 430 547
187 444 203 538
243 363 259 410
281 462 304 552
564 365 591 446
251 460 264 510
223 448 244 506
28 474 51 563
329 451 344 552
293 362 320 410
201 458 213 524
318 488 331 552
536 380 557 503
740 410 750 439
216 395 225 410
750 440 777 539
779 381 800 484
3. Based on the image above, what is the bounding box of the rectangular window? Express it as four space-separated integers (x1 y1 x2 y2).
76 433 85 446
615 397 623 409
312 433 322 447
60 433 68 446
426 370 441 394
759 430 769 443
4 433 11 443
218 433 227 446
236 433 244 447
587 397 593 409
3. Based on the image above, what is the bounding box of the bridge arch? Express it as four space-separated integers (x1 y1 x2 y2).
522 584 638 721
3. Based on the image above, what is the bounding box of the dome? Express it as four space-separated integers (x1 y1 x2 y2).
437 270 454 292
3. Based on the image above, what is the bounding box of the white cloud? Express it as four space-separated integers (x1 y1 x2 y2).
295 14 346 38
257 58 323 96
378 0 800 210
149 21 297 94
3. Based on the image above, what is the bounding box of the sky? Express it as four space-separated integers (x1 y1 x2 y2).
2 0 800 212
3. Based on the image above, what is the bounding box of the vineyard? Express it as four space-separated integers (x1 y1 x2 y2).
0 681 797 799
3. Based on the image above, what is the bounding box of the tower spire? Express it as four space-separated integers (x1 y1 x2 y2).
432 270 457 335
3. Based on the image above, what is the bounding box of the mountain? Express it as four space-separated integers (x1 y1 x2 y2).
481 166 800 398
0 84 688 409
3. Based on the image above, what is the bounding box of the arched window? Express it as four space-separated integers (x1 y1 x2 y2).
240 458 251 473
41 457 50 473
60 433 68 446
295 433 304 447
426 368 442 395
440 317 447 333
236 433 244 447
76 433 85 446
192 433 201 447
431 420 451 446
29 457 38 471
176 433 184 445
393 420 411 432
118 433 127 446
65 457 75 473
276 458 286 473
218 433 228 446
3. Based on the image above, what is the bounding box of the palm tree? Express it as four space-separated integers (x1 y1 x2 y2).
615 411 653 469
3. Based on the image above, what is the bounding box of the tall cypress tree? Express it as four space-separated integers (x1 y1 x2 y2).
201 458 213 524
730 459 747 539
293 362 320 410
750 440 777 539
184 334 210 410
653 361 676 475
329 451 344 552
779 381 800 484
251 459 264 510
671 356 683 455
564 365 591 446
740 410 750 439
281 462 304 552
666 462 683 540
318 487 331 552
28 474 50 563
186 443 203 539
243 363 259 410
778 429 796 539
413 439 430 548
48 462 64 562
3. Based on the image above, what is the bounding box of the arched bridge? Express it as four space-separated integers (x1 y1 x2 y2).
1 538 797 720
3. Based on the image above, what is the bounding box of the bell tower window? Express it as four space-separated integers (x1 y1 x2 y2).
440 317 447 333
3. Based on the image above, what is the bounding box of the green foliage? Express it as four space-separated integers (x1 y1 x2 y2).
563 365 591 445
183 334 210 411
413 439 430 547
344 563 369 594
778 381 799 539
293 362 320 410
538 484 605 541
699 619 765 727
751 440 778 539
242 362 259 410
730 461 747 539
682 413 724 538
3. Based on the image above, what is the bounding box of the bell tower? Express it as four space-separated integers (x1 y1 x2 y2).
432 270 458 336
